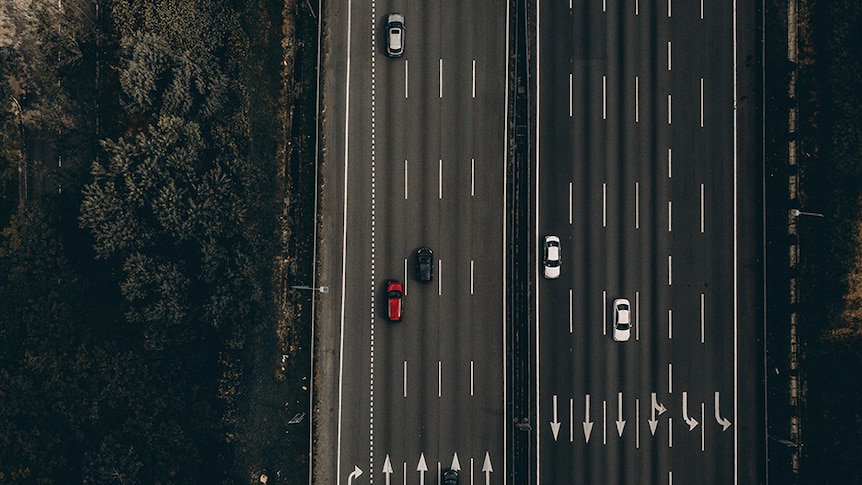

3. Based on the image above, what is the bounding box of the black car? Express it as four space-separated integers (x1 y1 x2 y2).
442 469 459 485
417 247 433 282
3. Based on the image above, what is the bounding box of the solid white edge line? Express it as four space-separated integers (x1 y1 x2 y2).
733 0 739 480
335 0 353 482
503 0 510 481
535 0 542 481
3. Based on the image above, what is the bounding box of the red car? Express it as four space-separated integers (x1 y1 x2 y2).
386 280 403 321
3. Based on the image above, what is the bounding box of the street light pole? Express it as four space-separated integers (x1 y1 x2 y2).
789 208 824 218
291 285 329 294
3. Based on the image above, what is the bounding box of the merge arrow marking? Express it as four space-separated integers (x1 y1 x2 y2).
616 392 626 437
583 393 594 443
682 392 699 431
714 391 732 431
550 394 561 441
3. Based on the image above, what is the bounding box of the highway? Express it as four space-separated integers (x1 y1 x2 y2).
316 1 510 484
315 0 765 484
534 1 763 484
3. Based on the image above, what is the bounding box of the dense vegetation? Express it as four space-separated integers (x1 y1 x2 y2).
0 0 313 483
794 0 862 482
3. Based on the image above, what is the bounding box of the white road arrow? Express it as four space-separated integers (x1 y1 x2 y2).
382 455 393 485
648 392 667 436
417 453 428 485
682 392 699 431
583 393 594 443
550 394 561 441
714 391 732 431
482 452 493 485
450 452 461 472
347 465 363 485
616 392 626 436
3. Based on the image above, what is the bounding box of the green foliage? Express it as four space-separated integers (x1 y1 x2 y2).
118 31 230 123
1 0 285 481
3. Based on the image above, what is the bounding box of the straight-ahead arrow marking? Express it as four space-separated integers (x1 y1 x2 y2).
583 393 594 443
714 391 732 431
482 452 493 485
382 455 393 485
451 452 461 472
682 392 698 431
550 394 561 441
616 392 626 437
417 453 428 485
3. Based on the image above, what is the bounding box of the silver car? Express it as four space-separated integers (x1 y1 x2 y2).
386 13 405 57
543 235 561 279
612 298 631 341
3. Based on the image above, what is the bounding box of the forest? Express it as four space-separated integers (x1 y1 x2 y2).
0 0 316 483
781 0 862 482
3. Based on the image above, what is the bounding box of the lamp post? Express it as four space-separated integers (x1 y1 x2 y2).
789 208 824 218
291 285 329 293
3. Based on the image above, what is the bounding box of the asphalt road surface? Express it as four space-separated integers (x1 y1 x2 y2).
317 0 510 484
534 1 763 484
316 0 765 484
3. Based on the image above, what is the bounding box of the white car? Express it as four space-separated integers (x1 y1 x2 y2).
386 13 405 57
543 235 561 279
612 298 631 341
